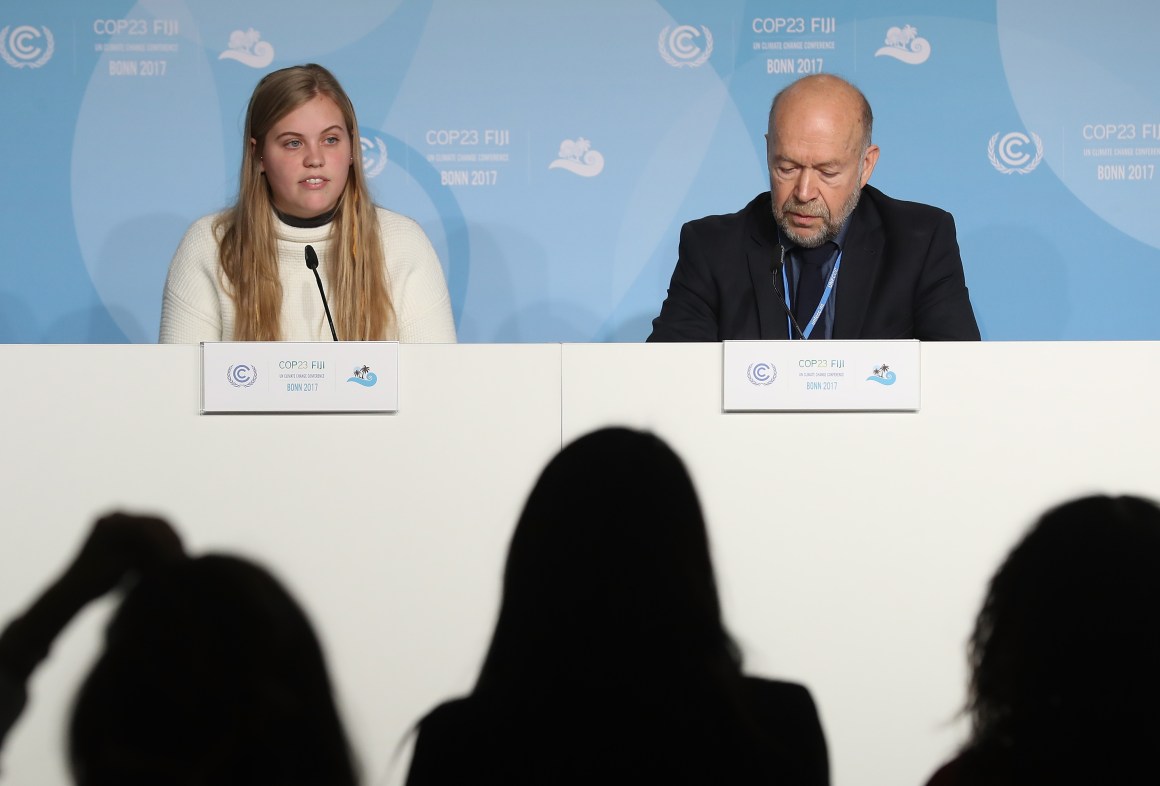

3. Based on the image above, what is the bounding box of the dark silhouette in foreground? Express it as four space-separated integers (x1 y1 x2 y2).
0 513 358 785
407 427 828 785
924 495 1160 786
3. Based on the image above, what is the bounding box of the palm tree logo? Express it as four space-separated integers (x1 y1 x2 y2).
866 363 897 386
347 364 378 387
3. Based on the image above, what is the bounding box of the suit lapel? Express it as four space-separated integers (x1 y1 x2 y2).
746 196 790 340
833 189 884 339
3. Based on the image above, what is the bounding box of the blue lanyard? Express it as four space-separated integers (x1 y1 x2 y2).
781 250 843 339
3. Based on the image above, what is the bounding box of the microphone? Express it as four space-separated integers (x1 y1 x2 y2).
770 244 805 340
305 245 338 341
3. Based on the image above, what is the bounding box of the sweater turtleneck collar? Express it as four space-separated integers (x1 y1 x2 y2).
274 205 337 229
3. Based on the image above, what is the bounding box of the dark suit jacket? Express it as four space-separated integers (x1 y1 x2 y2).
405 677 828 786
647 187 980 341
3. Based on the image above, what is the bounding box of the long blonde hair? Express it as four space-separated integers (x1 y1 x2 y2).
216 63 394 341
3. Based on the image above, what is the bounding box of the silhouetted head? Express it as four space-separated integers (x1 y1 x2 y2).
478 427 738 698
69 555 357 786
965 494 1160 780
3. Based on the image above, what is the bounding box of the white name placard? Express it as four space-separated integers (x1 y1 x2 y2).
723 340 920 412
201 342 398 414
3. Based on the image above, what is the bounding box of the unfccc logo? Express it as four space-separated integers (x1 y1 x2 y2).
226 364 258 388
659 24 713 68
361 135 388 178
747 362 777 386
988 131 1043 175
0 25 54 69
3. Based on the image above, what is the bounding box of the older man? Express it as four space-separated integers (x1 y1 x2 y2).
648 74 980 341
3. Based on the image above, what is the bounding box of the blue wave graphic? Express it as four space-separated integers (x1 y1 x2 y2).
347 372 378 387
866 370 897 386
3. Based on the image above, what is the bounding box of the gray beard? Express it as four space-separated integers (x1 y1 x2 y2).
773 184 862 248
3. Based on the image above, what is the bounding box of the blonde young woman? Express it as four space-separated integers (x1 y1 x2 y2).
159 64 456 343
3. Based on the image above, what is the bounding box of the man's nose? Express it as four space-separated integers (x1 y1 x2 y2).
793 170 817 202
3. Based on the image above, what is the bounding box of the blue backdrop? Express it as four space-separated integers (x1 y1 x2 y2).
1 0 1157 342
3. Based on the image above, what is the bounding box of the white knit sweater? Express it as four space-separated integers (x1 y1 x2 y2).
159 208 457 343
